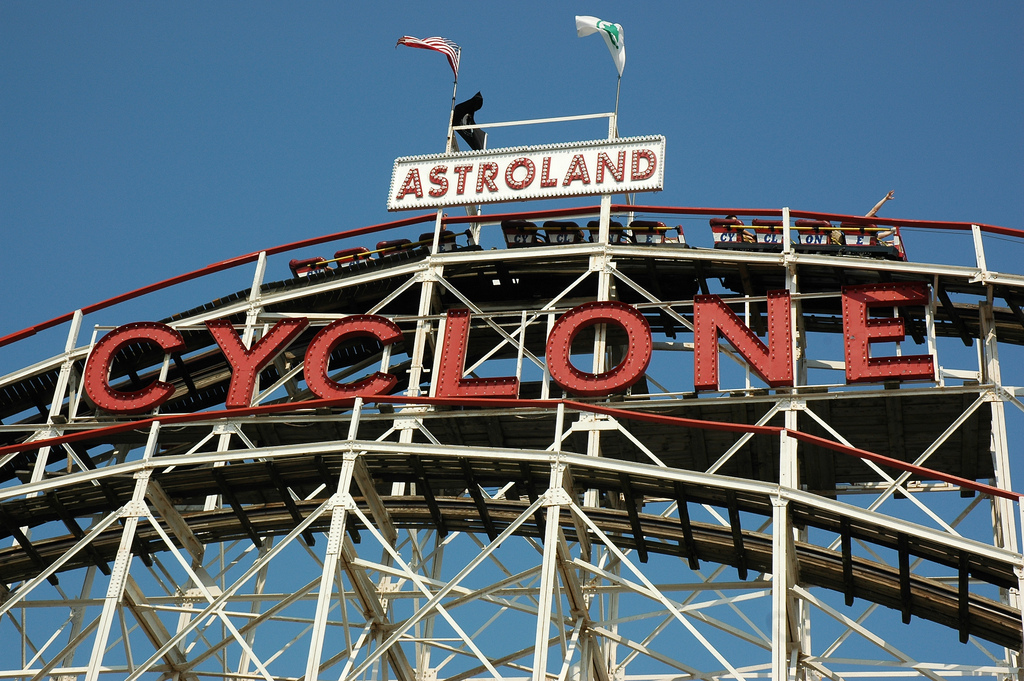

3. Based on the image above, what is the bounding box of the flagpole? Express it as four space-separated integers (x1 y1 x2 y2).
613 74 621 139
445 76 459 153
435 76 459 254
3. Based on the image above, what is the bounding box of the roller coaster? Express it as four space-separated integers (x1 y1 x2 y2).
1 126 1023 680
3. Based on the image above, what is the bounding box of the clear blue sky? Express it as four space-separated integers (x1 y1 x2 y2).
1 3 1022 669
2 2 1021 352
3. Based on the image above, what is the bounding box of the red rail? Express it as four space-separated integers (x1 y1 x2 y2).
0 394 1017 501
2 205 1020 350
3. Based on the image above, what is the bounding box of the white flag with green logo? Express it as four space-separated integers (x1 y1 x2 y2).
575 15 625 76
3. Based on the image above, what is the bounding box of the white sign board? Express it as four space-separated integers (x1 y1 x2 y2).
387 136 665 211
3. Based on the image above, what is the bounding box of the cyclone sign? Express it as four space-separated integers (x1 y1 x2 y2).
81 284 935 415
387 136 665 211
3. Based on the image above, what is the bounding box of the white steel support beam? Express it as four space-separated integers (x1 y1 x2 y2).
303 450 358 681
598 193 612 244
142 512 277 681
566 498 749 680
979 298 1023 672
84 420 161 681
534 462 570 681
407 269 441 397
343 497 547 681
338 533 417 681
792 585 947 681
236 537 274 678
83 497 142 680
773 408 800 680
124 495 336 681
972 224 988 274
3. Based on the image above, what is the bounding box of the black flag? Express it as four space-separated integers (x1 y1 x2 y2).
453 92 486 151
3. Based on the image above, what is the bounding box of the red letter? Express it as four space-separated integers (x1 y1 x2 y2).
562 154 591 186
453 165 473 194
395 168 423 200
475 162 499 193
540 157 557 187
434 309 519 398
693 290 793 391
504 157 535 190
207 318 309 408
304 316 403 398
83 322 186 415
545 301 652 397
596 150 626 184
428 165 448 197
842 283 935 383
630 149 656 181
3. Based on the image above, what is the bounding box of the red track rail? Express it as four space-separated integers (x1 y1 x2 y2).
2 206 1021 350
0 394 1018 501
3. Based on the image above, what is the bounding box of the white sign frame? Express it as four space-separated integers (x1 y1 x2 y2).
387 135 666 211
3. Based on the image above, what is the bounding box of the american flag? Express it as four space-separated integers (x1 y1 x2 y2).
396 35 460 80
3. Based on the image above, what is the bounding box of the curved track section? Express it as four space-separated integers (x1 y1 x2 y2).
1 207 1022 680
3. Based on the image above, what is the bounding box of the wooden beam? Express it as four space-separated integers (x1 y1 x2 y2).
726 490 747 580
410 455 447 537
936 284 974 346
958 552 971 644
461 458 497 540
518 461 545 536
619 474 648 563
841 516 854 606
265 461 316 546
898 532 912 624
673 481 699 570
0 508 58 585
211 468 263 549
998 287 1024 331
48 492 111 575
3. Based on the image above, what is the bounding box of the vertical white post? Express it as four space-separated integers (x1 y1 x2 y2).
304 451 358 681
782 207 792 255
542 312 555 400
598 194 612 244
971 224 987 274
85 423 161 681
407 271 439 397
771 493 791 680
928 276 940 385
432 208 444 254
242 251 268 348
784 220 804 387
23 310 85 539
979 296 1020 672
773 406 799 679
533 464 567 681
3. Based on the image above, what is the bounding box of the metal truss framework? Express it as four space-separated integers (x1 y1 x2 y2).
1 206 1023 681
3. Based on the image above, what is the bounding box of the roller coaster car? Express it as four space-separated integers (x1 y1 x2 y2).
794 219 906 261
289 256 331 278
587 220 630 244
710 217 779 253
418 229 462 253
375 238 414 257
501 219 545 248
543 220 587 244
630 220 684 245
333 247 372 268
